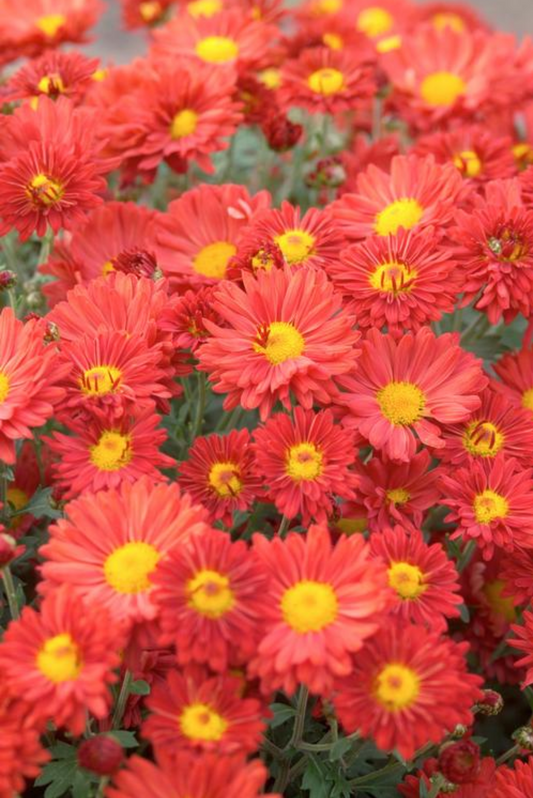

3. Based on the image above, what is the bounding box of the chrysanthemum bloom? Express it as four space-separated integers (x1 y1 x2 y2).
400 756 496 798
330 154 464 241
294 16 375 59
279 46 375 115
493 347 533 419
0 97 113 240
3 49 100 106
333 621 483 759
155 184 270 287
340 133 400 195
370 526 462 632
199 266 360 420
179 429 260 525
143 667 265 755
500 549 533 605
0 695 49 797
249 524 391 695
160 286 223 354
409 2 490 35
0 308 67 464
40 478 211 631
301 0 411 39
252 407 358 523
339 327 486 462
121 0 175 29
108 752 280 798
509 612 533 687
328 228 459 337
490 758 533 797
152 527 267 671
6 440 52 535
0 587 120 735
438 388 533 468
441 454 533 560
355 450 442 533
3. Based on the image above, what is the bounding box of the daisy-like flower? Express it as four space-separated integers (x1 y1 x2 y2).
0 308 67 464
47 408 174 499
155 184 270 287
500 549 533 605
199 266 360 420
160 286 222 354
327 0 412 41
6 440 52 535
121 0 175 29
370 526 463 632
333 621 483 759
0 695 49 797
152 527 267 671
438 388 533 468
511 612 533 687
3 49 100 106
249 524 391 695
179 429 260 526
356 450 442 533
441 454 533 560
489 759 533 798
39 478 211 631
410 2 490 35
279 46 375 115
252 407 358 523
339 327 486 462
493 346 533 418
0 587 120 735
328 227 459 337
143 666 265 755
330 154 464 241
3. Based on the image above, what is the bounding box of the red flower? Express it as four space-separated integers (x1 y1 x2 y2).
490 758 533 797
409 2 490 35
414 125 515 183
0 695 49 797
160 286 222 353
400 756 496 798
3 49 100 105
493 346 533 418
121 0 175 29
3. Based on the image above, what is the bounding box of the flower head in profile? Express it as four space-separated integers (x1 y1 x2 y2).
3 49 100 105
493 346 533 418
400 755 496 798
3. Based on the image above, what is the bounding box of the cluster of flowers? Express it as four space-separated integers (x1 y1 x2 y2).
4 0 533 796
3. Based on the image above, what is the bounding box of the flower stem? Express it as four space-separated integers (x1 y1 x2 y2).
496 743 520 766
286 686 309 750
2 566 19 620
192 373 207 441
278 515 290 538
112 670 132 729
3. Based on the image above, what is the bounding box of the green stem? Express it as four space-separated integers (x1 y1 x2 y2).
112 670 132 729
372 96 383 141
2 566 19 620
37 227 54 266
496 743 520 766
461 313 490 344
277 515 290 538
349 760 405 786
320 113 331 158
191 373 207 441
286 686 309 750
458 539 476 572
428 775 446 798
262 736 284 760
272 761 290 793
96 776 109 797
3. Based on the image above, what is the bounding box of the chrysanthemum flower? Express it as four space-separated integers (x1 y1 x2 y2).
438 388 533 468
155 184 270 287
179 429 260 525
249 524 391 695
330 154 464 241
0 308 67 464
500 549 533 605
493 346 533 418
323 0 411 41
143 667 265 755
340 133 400 195
3 49 100 106
121 0 175 29
0 587 120 735
6 440 52 535
441 454 533 560
400 756 496 798
199 266 360 419
370 526 463 632
409 2 490 35
489 758 533 798
0 695 49 797
152 527 267 671
279 46 375 115
40 478 211 631
339 327 486 462
333 621 483 759
328 228 459 337
356 450 442 533
160 286 223 354
252 407 358 523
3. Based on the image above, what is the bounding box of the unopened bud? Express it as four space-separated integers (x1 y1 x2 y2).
78 735 124 776
0 533 18 567
0 271 16 291
512 726 533 751
473 689 503 716
451 724 468 739
438 740 480 784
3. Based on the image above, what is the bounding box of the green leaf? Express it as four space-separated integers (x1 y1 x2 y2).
458 602 470 623
328 737 353 762
419 780 430 798
302 756 330 798
35 760 75 787
9 486 62 520
43 761 79 798
48 742 77 761
269 702 296 728
72 771 92 798
110 730 139 748
129 679 151 696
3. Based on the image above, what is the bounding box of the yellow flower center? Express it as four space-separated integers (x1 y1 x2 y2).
473 489 509 525
92 68 108 82
187 0 222 16
7 487 28 512
275 229 316 264
388 562 426 599
37 73 65 95
386 487 410 505
356 6 393 37
35 13 66 36
193 241 236 279
36 633 82 683
207 461 242 497
369 260 417 294
89 431 132 472
432 11 465 33
374 663 420 711
253 321 305 365
187 569 235 618
139 0 162 21
377 381 426 426
315 0 342 14
103 541 160 594
171 109 198 139
522 387 533 412
420 71 466 107
336 516 368 534
80 365 122 396
286 442 323 481
463 420 504 458
483 579 516 622
307 67 345 96
102 260 116 276
281 580 338 633
376 34 402 52
258 68 281 90
513 143 533 169
375 199 424 236
195 36 239 64
27 174 64 207
453 150 482 178
0 372 10 403
179 702 228 741
322 32 343 50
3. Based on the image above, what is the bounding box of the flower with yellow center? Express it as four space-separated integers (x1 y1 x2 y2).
0 372 10 404
374 663 420 711
104 541 160 594
307 67 345 96
102 261 116 276
322 32 343 50
369 261 417 294
193 241 236 279
187 0 222 17
386 487 410 505
187 569 235 618
420 71 466 107
37 73 66 95
195 36 239 64
513 143 533 169
522 387 533 413
27 174 64 207
35 13 66 37
432 12 466 33
281 579 338 633
171 109 198 140
483 579 516 622
36 633 82 683
208 461 242 497
473 489 509 525
356 6 393 37
453 150 482 178
253 321 305 365
377 381 426 426
275 229 315 264
80 365 122 396
179 702 228 741
89 431 133 472
286 442 323 481
388 562 426 600
258 68 281 90
463 420 504 458
375 199 424 236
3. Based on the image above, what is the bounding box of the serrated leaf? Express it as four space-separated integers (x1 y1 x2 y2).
110 730 139 748
129 679 151 696
72 771 91 798
43 760 78 798
10 487 62 520
35 760 76 787
328 737 353 762
269 702 296 728
302 756 330 798
48 742 77 761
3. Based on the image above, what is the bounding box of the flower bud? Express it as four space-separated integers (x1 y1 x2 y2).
438 740 480 784
261 113 303 152
451 724 468 739
78 735 124 776
0 271 17 291
0 533 18 567
473 689 503 716
512 726 533 751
